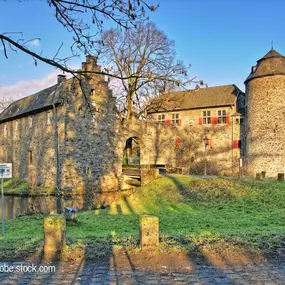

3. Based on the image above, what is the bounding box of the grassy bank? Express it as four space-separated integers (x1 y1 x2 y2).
1 175 285 259
3 178 56 195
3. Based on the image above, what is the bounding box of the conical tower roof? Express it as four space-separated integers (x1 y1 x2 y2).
245 49 285 83
257 48 283 62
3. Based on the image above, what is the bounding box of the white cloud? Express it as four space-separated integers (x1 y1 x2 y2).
0 71 60 100
29 39 40 47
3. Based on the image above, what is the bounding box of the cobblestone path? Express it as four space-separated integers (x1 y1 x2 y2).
1 260 285 285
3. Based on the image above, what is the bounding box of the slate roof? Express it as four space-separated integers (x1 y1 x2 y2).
0 84 63 123
245 49 285 83
147 84 243 114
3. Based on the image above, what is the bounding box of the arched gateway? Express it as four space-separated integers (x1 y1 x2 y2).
122 137 141 181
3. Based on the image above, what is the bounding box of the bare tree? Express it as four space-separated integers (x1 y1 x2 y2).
0 97 13 113
98 22 197 119
0 0 157 78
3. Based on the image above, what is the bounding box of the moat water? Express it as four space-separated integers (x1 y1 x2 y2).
0 195 61 220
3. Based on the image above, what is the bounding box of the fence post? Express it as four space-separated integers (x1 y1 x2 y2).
140 215 159 250
44 215 66 260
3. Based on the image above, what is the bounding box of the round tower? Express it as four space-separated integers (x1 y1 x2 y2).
245 49 285 177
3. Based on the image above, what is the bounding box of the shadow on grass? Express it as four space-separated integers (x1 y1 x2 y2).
2 176 285 283
1 218 285 284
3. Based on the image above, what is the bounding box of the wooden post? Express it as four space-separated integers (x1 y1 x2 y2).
140 215 159 250
44 215 66 260
277 173 284 182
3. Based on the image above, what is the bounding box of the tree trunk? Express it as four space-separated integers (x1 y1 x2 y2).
126 91 134 120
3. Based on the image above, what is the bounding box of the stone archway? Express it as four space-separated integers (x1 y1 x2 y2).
123 137 140 166
122 137 141 184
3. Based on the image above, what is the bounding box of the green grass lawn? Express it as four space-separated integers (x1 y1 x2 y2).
1 175 285 259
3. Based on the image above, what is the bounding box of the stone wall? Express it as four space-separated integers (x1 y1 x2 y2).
119 118 178 167
0 108 58 187
245 75 285 177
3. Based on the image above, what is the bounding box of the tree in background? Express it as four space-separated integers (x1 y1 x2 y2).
98 22 199 119
0 0 157 77
0 97 13 113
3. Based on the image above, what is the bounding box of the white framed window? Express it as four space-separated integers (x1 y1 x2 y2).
91 89 95 96
47 112 52 125
203 111 211 124
158 114 165 123
218 110 227 124
29 117 33 128
172 113 179 125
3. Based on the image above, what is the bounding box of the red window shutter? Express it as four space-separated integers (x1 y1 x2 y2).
211 117 218 124
175 137 181 147
165 120 171 125
199 117 203 125
233 140 239 149
208 139 212 146
226 115 231 123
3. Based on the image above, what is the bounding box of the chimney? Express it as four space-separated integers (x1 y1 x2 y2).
86 55 97 65
81 55 97 72
57 74 66 85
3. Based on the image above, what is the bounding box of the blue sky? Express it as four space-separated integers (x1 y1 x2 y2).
1 0 285 99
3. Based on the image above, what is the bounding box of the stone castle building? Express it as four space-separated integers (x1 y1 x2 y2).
147 84 245 175
0 56 121 207
148 48 285 178
0 49 284 208
0 56 186 208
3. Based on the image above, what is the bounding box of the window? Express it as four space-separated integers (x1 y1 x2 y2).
47 112 52 125
91 89 95 96
238 140 242 149
172 113 179 125
158 114 165 123
86 167 92 179
235 117 244 124
218 110 227 124
29 117 33 128
28 150 33 165
233 140 242 149
203 111 211 124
